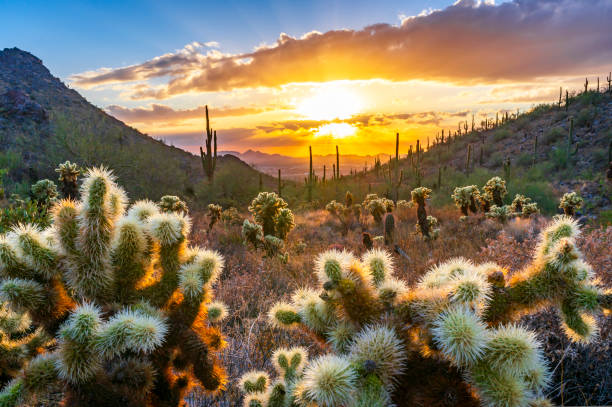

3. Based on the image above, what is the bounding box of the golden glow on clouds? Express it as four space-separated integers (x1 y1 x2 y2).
314 123 357 139
296 85 363 120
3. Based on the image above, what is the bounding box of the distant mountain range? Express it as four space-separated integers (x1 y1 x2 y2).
219 149 389 179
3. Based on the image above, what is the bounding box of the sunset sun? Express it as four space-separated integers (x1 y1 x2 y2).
296 85 363 120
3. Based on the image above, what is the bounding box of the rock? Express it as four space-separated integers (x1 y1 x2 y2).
0 88 47 122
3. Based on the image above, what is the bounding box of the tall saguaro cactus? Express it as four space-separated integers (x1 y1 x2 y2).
200 105 218 183
0 168 228 406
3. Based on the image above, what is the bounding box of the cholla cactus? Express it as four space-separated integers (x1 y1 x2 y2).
411 187 438 240
483 177 507 207
207 203 222 231
0 168 227 406
158 195 188 214
30 180 58 208
362 194 393 224
221 207 243 226
451 185 480 216
559 192 584 216
55 161 81 199
247 192 294 239
244 216 610 407
511 194 539 218
326 200 353 234
486 204 512 223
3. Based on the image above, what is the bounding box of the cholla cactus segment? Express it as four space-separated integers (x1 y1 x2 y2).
207 301 228 323
0 166 227 406
158 195 188 214
432 306 489 367
242 219 263 248
272 347 308 378
484 324 540 375
362 249 394 286
239 370 270 394
302 354 357 407
268 302 301 329
483 177 507 207
559 191 584 216
243 392 266 407
348 325 407 388
314 249 354 285
327 321 357 353
126 200 159 222
274 208 295 240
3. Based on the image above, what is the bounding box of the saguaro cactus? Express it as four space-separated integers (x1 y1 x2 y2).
0 168 228 406
245 217 610 407
336 145 340 180
199 105 218 183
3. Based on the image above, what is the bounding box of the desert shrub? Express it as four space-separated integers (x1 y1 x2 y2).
0 168 228 406
488 151 504 167
493 129 513 142
242 216 610 407
575 107 596 127
516 152 532 167
541 127 565 145
325 200 353 235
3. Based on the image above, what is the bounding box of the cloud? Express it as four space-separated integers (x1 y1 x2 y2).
105 103 281 123
71 0 612 98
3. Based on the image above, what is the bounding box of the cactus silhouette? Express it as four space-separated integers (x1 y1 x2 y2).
242 219 610 407
0 167 227 406
199 105 217 183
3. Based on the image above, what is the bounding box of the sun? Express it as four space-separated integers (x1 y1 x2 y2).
296 85 363 120
314 123 357 139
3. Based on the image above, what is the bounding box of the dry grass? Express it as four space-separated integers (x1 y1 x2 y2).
187 208 611 406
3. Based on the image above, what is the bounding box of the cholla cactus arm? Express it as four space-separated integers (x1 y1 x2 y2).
484 216 608 342
242 219 264 249
274 208 295 240
559 192 583 216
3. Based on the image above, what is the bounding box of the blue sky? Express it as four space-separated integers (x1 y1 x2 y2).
2 0 465 78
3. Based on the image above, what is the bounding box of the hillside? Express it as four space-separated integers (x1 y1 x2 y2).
276 90 612 220
0 47 268 206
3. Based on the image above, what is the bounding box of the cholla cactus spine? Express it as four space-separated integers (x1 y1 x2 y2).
0 167 228 406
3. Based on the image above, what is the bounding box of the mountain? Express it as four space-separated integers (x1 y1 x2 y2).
0 48 266 206
220 149 387 180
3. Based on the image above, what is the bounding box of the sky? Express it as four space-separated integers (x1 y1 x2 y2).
2 0 611 156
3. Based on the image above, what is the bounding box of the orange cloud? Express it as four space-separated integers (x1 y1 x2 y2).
72 0 612 99
105 103 282 123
